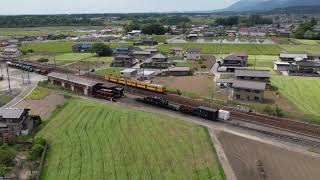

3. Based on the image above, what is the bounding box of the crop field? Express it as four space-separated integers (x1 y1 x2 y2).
22 41 133 53
272 76 320 122
0 26 104 37
280 45 320 54
247 55 278 68
291 39 320 45
95 67 124 76
38 99 225 180
158 43 283 55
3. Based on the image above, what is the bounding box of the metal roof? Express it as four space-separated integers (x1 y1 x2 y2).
224 55 244 61
47 72 97 87
152 54 167 59
0 108 28 119
133 51 151 55
232 80 266 91
235 69 271 78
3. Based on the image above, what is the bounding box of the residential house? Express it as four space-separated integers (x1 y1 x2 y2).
221 53 248 72
185 48 201 60
169 47 184 57
235 69 271 85
111 55 135 67
133 39 158 46
133 51 152 60
113 47 130 56
230 80 266 102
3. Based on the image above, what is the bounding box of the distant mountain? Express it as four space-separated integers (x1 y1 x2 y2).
224 0 320 12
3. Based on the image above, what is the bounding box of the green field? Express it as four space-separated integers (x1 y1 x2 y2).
22 41 133 53
158 43 283 55
291 39 320 45
26 88 49 100
38 99 225 180
272 76 320 122
280 45 320 54
95 67 124 76
247 55 278 68
0 26 103 37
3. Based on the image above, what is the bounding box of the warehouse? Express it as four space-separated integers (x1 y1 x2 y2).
47 72 98 95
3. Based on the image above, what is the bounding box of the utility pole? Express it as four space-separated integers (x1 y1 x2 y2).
54 55 56 68
254 55 257 70
6 63 11 93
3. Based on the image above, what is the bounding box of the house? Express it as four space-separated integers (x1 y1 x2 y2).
185 48 201 60
186 34 198 40
72 44 93 53
145 48 158 54
226 30 237 37
128 30 142 36
203 31 215 37
230 80 266 102
0 47 21 61
221 53 248 72
133 51 152 60
235 69 271 85
279 53 307 62
151 54 168 62
111 55 135 67
120 69 138 78
162 67 191 76
169 47 184 57
0 108 38 136
133 39 158 46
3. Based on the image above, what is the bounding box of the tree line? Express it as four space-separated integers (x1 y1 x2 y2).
215 15 273 27
0 15 104 28
294 18 320 40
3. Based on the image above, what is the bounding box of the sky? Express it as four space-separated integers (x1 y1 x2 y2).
0 0 238 15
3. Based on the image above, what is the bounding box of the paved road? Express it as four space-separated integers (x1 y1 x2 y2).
3 83 37 108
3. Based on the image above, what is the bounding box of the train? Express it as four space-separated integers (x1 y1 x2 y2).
136 96 230 121
105 76 166 94
7 61 53 75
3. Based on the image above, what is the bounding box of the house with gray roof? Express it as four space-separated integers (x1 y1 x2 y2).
235 69 271 84
231 80 266 102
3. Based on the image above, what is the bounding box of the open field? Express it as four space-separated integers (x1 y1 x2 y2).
291 39 320 45
0 26 104 37
272 76 320 122
218 131 320 180
95 67 124 76
37 99 225 180
22 41 133 53
247 55 278 68
26 88 49 100
159 43 283 55
280 45 320 54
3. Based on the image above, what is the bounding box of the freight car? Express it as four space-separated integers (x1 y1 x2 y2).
92 83 124 101
105 76 166 94
137 96 230 121
7 61 53 75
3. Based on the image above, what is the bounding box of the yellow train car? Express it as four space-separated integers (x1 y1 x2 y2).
105 76 166 94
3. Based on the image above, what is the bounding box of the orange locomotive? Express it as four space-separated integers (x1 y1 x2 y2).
105 76 166 93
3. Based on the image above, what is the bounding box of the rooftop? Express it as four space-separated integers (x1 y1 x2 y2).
186 48 201 53
0 108 28 119
152 54 167 59
224 55 244 61
279 53 308 59
232 80 266 91
235 69 271 78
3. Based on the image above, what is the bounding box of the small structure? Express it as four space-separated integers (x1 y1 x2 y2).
169 47 184 57
0 108 37 136
231 80 266 102
47 72 97 95
162 67 191 76
111 55 135 67
151 54 168 62
145 48 158 54
120 69 138 78
0 47 21 61
113 47 130 56
133 51 151 60
185 48 201 60
128 30 142 36
72 44 93 53
138 70 156 80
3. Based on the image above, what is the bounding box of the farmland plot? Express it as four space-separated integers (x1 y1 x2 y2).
38 99 225 180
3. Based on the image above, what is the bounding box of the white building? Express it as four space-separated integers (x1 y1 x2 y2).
120 69 138 78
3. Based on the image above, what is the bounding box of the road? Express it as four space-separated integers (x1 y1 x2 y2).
2 83 37 108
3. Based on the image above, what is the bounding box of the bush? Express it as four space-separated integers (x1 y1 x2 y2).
200 65 207 69
37 58 49 63
263 106 274 115
0 146 16 167
27 138 46 161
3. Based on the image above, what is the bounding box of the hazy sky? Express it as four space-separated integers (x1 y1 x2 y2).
0 0 238 15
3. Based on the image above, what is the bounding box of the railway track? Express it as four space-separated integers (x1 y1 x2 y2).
18 61 320 139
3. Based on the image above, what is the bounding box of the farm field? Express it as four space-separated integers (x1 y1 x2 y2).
22 41 133 53
272 76 320 122
95 67 124 76
291 39 320 45
158 43 283 55
247 55 278 68
38 99 225 180
0 26 103 36
280 45 320 54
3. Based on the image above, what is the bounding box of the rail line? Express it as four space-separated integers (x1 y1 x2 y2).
17 61 320 139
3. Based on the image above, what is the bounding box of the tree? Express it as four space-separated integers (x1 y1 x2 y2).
91 43 113 57
141 23 166 35
124 21 141 33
